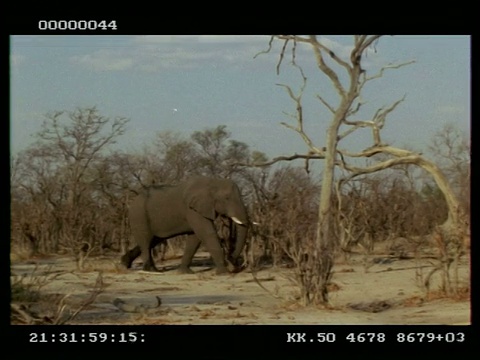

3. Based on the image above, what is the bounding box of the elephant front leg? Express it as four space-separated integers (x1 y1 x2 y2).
202 234 228 274
186 211 229 275
178 234 200 274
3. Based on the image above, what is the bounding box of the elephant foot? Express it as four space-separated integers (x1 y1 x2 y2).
177 267 195 274
230 264 246 274
226 260 237 272
142 263 161 272
215 267 229 275
120 255 133 269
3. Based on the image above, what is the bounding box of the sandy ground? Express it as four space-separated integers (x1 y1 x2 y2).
10 250 471 325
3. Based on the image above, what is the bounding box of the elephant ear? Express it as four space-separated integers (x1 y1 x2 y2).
185 187 216 220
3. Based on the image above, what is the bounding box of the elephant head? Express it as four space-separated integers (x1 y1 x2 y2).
183 177 249 263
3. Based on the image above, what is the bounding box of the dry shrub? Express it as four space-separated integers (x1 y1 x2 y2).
403 286 470 308
425 287 470 302
421 222 470 297
11 269 106 325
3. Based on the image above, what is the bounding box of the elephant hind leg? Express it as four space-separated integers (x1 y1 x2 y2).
121 242 161 272
139 243 160 272
130 217 159 271
142 257 159 271
121 246 141 268
139 236 166 272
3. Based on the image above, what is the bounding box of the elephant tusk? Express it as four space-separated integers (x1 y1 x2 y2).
231 216 244 225
252 221 260 226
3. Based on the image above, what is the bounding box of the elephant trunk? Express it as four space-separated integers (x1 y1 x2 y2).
230 221 248 260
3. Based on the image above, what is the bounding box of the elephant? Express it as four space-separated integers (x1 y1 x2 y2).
120 176 249 274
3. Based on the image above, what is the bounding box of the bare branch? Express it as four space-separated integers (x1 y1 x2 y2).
291 37 298 66
346 98 367 117
337 120 375 141
309 35 346 98
275 35 310 44
337 149 464 232
276 38 290 75
354 35 367 47
276 83 297 104
350 35 382 67
339 96 406 144
280 121 296 130
11 303 44 324
268 36 349 98
365 60 416 82
356 35 383 55
58 272 105 324
373 95 406 129
316 94 336 114
280 122 321 154
253 36 275 59
307 36 351 71
342 155 420 176
338 145 416 159
276 65 322 155
236 153 325 168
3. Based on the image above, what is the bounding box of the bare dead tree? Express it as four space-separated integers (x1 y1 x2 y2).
248 35 467 304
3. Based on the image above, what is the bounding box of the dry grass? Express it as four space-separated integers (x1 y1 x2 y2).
426 286 470 301
403 286 470 307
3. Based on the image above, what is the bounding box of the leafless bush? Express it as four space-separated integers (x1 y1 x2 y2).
247 166 319 267
11 266 56 303
419 210 469 296
335 170 449 258
11 270 106 325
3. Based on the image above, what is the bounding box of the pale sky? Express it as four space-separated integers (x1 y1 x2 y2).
10 35 470 161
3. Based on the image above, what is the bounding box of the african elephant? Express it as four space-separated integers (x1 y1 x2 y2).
120 176 249 274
